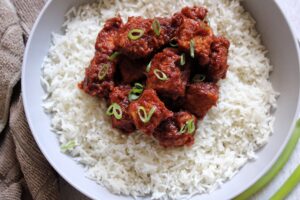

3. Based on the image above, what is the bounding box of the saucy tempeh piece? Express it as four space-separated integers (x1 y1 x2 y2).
116 17 175 58
154 111 197 147
129 89 173 135
184 82 219 118
146 48 190 100
109 85 136 133
207 36 230 82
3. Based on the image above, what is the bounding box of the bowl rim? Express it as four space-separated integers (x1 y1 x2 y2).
21 0 300 199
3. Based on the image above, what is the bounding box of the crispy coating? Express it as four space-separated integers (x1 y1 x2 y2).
146 48 190 99
207 36 230 82
181 6 208 21
79 52 116 98
177 18 213 66
153 111 196 147
116 17 175 58
184 82 219 118
109 85 136 133
129 89 173 135
95 16 123 54
119 56 146 84
80 7 231 147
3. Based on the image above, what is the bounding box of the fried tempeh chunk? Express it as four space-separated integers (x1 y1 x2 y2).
184 82 219 118
154 111 197 147
146 48 190 100
129 89 173 135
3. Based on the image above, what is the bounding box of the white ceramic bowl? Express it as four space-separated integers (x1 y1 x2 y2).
22 0 300 199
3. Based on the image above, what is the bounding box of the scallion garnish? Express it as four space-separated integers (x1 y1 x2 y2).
106 103 122 120
193 74 206 83
190 39 195 58
180 53 185 66
61 140 77 152
169 38 178 47
137 106 156 123
128 83 144 101
179 118 195 134
128 29 144 40
108 51 120 61
152 19 161 36
154 69 168 81
146 61 152 72
98 64 109 80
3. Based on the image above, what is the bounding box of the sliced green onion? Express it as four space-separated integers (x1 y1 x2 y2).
180 53 185 66
128 93 140 101
108 51 120 61
128 29 144 40
234 119 300 200
193 74 206 83
154 69 168 81
152 19 161 36
128 83 144 101
270 165 300 200
179 124 188 134
61 140 77 152
146 61 152 72
98 64 109 81
179 118 195 134
190 39 195 58
106 103 122 120
137 106 156 123
169 38 178 47
186 119 195 133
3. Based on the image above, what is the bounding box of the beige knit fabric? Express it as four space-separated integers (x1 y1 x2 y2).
0 0 59 199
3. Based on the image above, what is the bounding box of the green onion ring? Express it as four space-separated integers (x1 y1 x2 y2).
128 29 144 40
128 83 144 101
98 64 109 81
193 74 206 83
154 69 168 81
61 140 77 152
108 51 120 61
169 38 178 47
152 19 161 36
106 103 122 120
190 39 195 58
137 106 156 123
146 61 152 72
179 118 195 134
180 53 185 66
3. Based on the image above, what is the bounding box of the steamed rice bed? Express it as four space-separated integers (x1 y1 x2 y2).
41 0 277 199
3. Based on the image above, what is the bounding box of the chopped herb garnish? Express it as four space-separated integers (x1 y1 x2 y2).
106 103 122 120
128 29 144 40
128 83 144 101
154 69 168 81
180 53 185 66
193 74 206 83
190 39 195 58
61 140 77 152
98 64 109 80
152 19 161 36
169 38 178 47
146 61 152 72
137 106 156 123
108 51 120 61
179 118 195 134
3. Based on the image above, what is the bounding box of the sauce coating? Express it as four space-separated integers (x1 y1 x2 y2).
80 6 230 148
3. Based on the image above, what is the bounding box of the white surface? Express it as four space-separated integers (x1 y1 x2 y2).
29 0 300 199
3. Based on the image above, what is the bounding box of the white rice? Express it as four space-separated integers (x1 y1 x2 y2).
41 0 278 199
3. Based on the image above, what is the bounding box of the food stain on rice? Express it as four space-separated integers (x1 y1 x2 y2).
41 0 278 199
